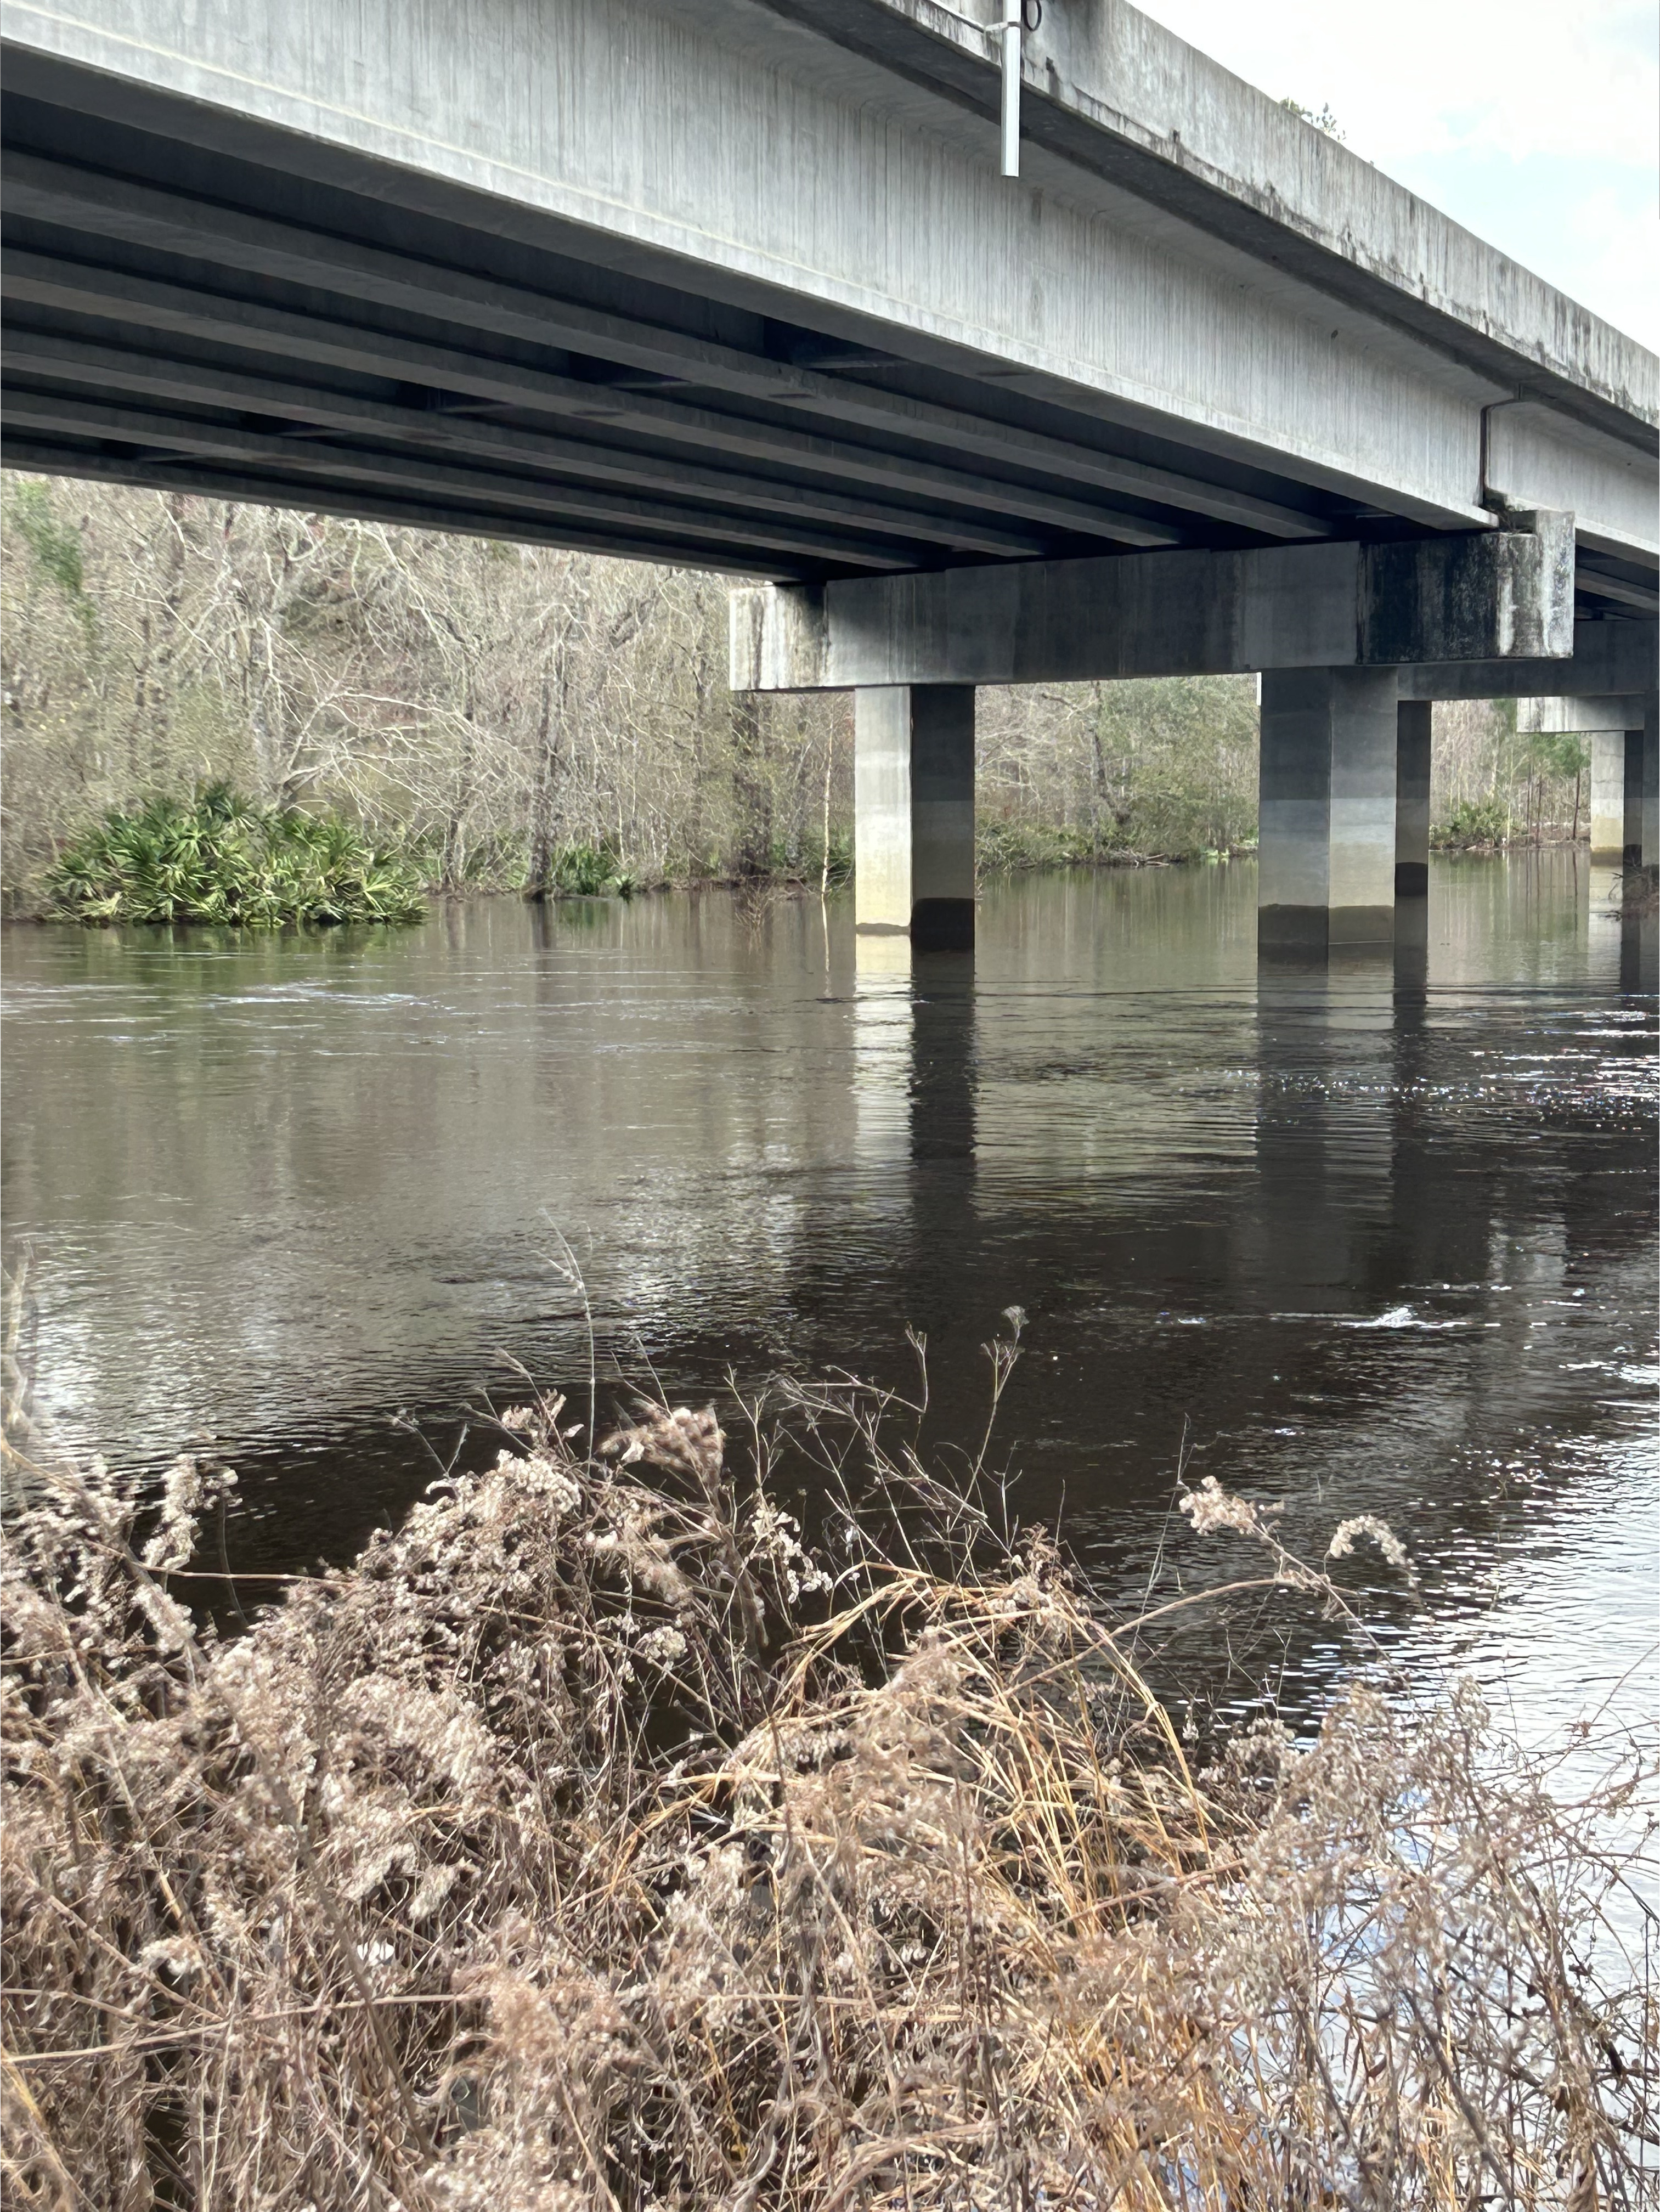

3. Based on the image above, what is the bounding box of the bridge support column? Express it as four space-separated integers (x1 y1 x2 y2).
1638 697 1659 867
1394 699 1432 896
1597 710 1660 865
854 685 976 950
1590 728 1630 861
1258 667 1398 952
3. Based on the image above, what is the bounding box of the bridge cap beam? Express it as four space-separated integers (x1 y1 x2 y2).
731 517 1576 692
1516 695 1647 734
1400 623 1657 701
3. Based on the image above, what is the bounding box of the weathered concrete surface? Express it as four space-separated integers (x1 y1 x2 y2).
1482 405 1656 565
2 0 1654 579
853 686 976 946
1360 520 1577 665
1394 702 1432 897
1258 668 1399 948
731 521 1577 690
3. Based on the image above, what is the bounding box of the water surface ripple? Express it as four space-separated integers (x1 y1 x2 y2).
4 853 1655 1722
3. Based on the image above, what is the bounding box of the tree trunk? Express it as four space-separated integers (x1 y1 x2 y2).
731 690 770 880
525 659 560 897
1089 685 1109 854
524 582 589 897
441 682 479 891
149 494 189 778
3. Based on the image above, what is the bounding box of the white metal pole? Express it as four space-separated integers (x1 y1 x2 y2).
1001 0 1021 177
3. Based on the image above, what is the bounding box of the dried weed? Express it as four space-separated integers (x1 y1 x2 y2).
2 1356 1654 2209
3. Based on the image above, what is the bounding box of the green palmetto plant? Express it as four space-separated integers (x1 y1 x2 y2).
1431 795 1512 850
44 785 426 928
541 838 636 896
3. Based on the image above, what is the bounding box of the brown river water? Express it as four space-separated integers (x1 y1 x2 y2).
4 850 1655 1729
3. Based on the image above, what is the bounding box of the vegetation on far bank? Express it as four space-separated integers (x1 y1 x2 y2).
3 1324 1652 2208
44 785 426 927
1431 728 1591 851
3 476 1599 917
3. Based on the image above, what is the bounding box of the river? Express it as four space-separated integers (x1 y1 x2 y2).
3 851 1655 1728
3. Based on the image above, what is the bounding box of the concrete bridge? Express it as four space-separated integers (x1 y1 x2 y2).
3 0 1656 949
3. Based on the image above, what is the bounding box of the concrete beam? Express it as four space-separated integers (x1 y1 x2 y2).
1398 622 1657 701
775 0 1656 459
0 250 1167 550
1518 695 1646 735
1 325 1050 562
2 386 928 573
1482 403 1658 563
0 137 1321 548
2 437 792 577
732 520 1576 691
5 149 1318 551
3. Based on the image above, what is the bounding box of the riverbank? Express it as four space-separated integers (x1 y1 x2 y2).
12 814 1616 926
4 1361 1651 2210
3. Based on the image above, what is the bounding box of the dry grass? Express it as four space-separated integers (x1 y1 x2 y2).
2 1339 1655 2210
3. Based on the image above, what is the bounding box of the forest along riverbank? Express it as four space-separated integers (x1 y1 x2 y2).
3 851 1653 1730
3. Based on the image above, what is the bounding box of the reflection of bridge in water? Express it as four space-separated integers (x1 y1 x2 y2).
3 0 1655 956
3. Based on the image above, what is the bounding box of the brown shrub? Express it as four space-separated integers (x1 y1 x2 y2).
2 1358 1653 2209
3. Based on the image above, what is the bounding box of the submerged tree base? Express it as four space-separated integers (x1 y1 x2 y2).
2 1365 1653 2209
44 785 427 928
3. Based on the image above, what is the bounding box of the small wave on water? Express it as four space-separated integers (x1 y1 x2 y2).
1339 1304 1471 1331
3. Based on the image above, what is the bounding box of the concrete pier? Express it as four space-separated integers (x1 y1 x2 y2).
1258 668 1399 950
1394 700 1432 898
1590 728 1631 861
1595 712 1660 866
854 686 976 950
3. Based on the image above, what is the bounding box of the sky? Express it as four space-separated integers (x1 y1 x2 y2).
1136 0 1660 349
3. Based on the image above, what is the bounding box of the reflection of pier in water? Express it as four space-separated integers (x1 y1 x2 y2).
835 860 1653 1602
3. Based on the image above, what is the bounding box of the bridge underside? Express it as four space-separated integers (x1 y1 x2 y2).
0 53 1326 576
1 40 1653 622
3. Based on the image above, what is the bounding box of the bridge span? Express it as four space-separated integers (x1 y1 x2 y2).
2 0 1656 947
